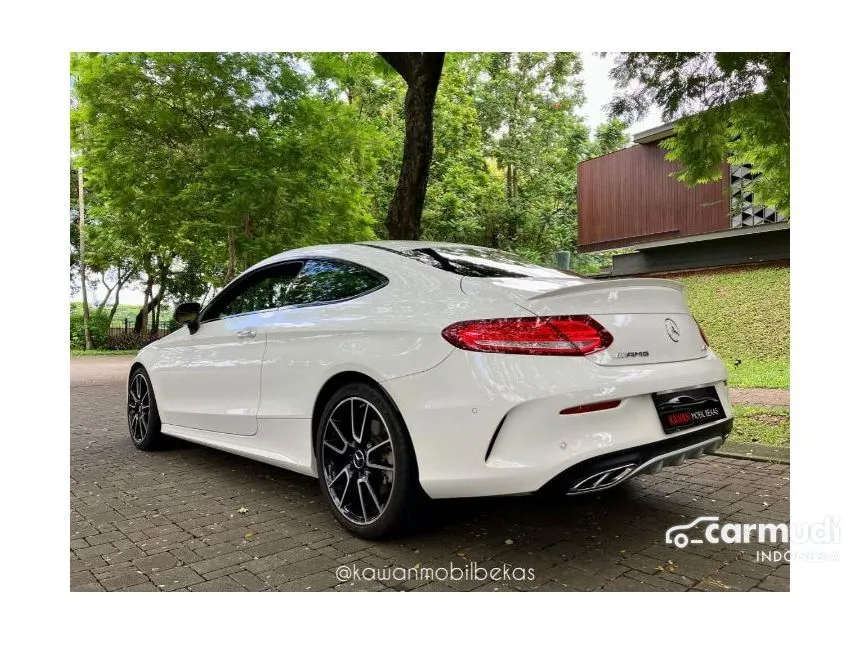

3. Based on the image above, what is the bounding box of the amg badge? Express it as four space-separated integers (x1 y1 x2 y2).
614 351 650 359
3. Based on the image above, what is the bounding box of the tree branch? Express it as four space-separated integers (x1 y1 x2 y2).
379 53 418 83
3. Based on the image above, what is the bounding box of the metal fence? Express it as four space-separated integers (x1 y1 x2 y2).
109 318 175 338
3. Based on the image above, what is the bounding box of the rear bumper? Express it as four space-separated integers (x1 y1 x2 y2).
541 419 732 495
381 348 731 499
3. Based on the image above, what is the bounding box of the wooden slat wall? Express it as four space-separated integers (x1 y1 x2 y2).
577 145 730 252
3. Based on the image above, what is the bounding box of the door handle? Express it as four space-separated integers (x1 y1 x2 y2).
236 329 257 340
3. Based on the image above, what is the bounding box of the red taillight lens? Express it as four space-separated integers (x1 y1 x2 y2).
695 318 709 347
441 315 613 356
559 400 621 415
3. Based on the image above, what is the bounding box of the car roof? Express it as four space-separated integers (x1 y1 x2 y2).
249 241 495 269
360 240 490 252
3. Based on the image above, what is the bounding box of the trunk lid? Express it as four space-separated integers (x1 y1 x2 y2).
460 276 708 365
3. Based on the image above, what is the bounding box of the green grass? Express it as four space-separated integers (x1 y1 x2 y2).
721 358 789 389
731 404 790 447
70 349 139 356
676 266 789 389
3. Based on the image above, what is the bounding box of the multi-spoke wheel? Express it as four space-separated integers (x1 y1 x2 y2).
316 383 418 538
127 367 162 450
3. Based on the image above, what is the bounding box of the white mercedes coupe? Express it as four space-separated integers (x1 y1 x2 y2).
127 242 733 538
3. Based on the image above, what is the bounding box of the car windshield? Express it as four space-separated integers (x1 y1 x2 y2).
394 246 581 279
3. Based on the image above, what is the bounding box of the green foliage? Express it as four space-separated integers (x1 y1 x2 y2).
70 308 111 350
104 332 164 351
70 52 638 310
589 118 630 158
732 405 790 447
70 302 158 322
71 52 384 307
608 52 790 213
676 267 789 388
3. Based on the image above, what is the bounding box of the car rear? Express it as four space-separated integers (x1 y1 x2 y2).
371 244 733 499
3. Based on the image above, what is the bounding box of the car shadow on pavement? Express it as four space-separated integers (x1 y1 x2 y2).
159 434 682 547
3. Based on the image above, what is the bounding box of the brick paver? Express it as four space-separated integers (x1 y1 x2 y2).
71 356 789 591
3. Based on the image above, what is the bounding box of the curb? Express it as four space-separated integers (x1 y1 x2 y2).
715 441 789 464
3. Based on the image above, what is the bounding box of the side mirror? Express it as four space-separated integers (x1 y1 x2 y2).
174 302 201 333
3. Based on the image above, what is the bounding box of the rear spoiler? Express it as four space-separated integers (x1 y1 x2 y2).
527 278 683 302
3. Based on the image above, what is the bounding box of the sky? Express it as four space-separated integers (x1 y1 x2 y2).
579 53 663 133
73 53 666 306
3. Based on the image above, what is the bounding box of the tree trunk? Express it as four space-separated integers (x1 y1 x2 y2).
242 213 252 274
77 167 93 350
135 276 153 335
108 282 122 326
226 228 237 283
379 52 445 240
106 268 132 327
135 280 169 335
96 274 116 313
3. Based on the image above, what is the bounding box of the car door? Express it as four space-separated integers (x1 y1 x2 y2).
256 258 389 469
152 261 303 435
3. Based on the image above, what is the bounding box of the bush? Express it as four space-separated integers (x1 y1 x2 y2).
104 332 162 351
69 309 111 350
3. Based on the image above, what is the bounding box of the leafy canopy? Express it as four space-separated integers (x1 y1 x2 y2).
71 51 630 321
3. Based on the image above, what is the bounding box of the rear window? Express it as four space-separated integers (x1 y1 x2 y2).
397 246 579 279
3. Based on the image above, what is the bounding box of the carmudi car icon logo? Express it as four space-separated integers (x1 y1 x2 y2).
665 516 720 548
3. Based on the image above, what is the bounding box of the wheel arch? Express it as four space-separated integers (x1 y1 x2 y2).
310 371 420 481
127 361 145 389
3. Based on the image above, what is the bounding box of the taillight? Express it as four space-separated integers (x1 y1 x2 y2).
441 315 613 356
694 318 709 347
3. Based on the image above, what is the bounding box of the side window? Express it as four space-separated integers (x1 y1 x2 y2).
205 262 303 320
288 259 386 305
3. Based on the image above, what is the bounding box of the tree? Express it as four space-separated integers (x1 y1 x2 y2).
420 53 504 247
607 52 790 213
71 52 383 330
76 166 94 349
590 117 630 158
378 53 445 239
468 52 590 259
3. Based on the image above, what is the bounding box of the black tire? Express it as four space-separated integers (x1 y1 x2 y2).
315 382 419 539
127 366 163 451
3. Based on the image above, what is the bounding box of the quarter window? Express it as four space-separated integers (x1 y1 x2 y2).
288 259 386 305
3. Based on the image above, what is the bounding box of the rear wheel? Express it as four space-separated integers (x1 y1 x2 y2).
316 383 418 539
127 367 163 450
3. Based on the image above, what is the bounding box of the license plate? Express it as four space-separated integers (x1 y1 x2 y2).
652 386 726 434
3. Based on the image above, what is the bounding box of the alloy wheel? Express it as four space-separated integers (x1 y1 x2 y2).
321 396 396 525
128 373 151 444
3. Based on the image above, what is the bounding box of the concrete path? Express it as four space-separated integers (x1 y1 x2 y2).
728 388 789 407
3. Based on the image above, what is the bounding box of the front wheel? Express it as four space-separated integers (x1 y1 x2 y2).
316 383 418 539
127 366 163 450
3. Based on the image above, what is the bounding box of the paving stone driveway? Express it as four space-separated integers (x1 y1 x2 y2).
71 356 789 592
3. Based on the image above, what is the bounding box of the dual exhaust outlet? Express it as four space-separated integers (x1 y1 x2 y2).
567 436 724 495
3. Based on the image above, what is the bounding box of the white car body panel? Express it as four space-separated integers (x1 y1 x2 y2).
142 313 270 435
383 348 729 498
132 241 732 499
